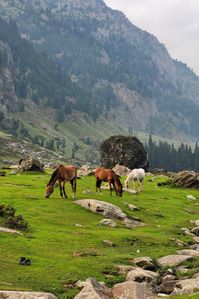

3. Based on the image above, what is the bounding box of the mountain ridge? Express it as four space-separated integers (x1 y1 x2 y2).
0 0 199 163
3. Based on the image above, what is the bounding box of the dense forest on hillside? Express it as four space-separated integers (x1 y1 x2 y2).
146 135 199 172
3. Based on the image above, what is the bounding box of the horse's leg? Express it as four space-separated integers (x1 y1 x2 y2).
137 178 142 192
70 178 76 198
63 181 67 199
96 178 102 193
133 179 136 191
59 181 63 198
141 178 144 191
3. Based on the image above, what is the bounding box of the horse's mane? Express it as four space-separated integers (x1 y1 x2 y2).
48 166 62 185
113 172 122 186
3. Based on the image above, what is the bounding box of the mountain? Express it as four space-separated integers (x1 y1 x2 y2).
0 0 199 162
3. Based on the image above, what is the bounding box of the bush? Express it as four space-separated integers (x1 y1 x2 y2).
0 204 15 217
0 204 28 230
4 215 28 230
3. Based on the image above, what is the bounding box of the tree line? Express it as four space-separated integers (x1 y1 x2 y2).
145 135 199 172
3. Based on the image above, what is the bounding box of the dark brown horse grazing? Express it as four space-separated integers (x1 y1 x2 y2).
95 167 123 197
45 165 77 199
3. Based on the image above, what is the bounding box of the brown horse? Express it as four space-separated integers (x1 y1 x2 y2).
45 165 77 199
95 167 123 197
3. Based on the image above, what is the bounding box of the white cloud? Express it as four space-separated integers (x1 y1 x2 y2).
104 0 199 75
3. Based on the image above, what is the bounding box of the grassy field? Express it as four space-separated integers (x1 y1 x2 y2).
0 170 199 298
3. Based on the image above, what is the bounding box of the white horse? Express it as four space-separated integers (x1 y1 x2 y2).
125 168 145 191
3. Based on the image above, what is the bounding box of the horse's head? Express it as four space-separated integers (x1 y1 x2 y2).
116 185 123 197
115 175 123 197
45 184 54 198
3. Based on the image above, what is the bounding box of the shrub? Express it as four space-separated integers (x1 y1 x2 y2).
0 204 28 230
4 215 28 230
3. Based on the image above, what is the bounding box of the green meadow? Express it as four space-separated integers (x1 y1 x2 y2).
0 170 199 298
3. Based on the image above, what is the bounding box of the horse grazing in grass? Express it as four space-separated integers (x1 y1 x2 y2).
95 167 123 197
45 165 77 199
125 168 145 192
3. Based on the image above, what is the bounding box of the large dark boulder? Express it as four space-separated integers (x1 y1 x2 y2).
18 156 44 172
100 136 148 170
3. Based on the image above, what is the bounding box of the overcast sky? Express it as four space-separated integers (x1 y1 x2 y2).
104 0 199 75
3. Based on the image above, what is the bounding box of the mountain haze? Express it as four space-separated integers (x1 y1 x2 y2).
0 0 199 162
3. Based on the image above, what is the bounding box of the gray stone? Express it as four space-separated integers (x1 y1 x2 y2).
127 204 140 211
180 227 193 236
193 236 199 244
0 291 57 299
157 280 177 294
195 219 199 226
186 195 197 200
191 227 199 236
126 267 159 284
131 256 155 270
102 240 115 247
0 227 22 235
18 156 44 172
75 199 144 228
124 188 138 194
115 265 135 275
74 277 112 299
172 171 199 188
100 219 117 227
75 199 126 220
177 249 199 257
112 281 157 299
112 164 131 176
157 255 193 267
172 276 199 295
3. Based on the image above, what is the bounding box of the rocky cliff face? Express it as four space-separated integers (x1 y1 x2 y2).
0 41 18 115
0 0 199 140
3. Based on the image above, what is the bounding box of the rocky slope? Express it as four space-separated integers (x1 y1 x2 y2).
0 0 199 161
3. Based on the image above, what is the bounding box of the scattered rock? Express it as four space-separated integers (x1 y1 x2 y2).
124 188 138 194
193 236 199 243
177 249 199 257
172 276 199 295
190 243 199 250
191 227 199 236
112 164 131 176
169 238 187 247
127 204 140 211
18 156 44 172
122 217 143 228
195 219 199 226
187 195 197 200
126 267 159 284
0 291 57 298
157 280 177 295
75 199 126 220
0 171 6 176
112 281 157 299
172 171 199 188
74 277 112 299
176 266 189 275
180 227 193 236
100 219 117 227
75 199 144 228
115 265 135 275
77 165 94 177
0 227 22 235
131 257 155 270
83 189 92 194
102 240 115 247
156 255 193 267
